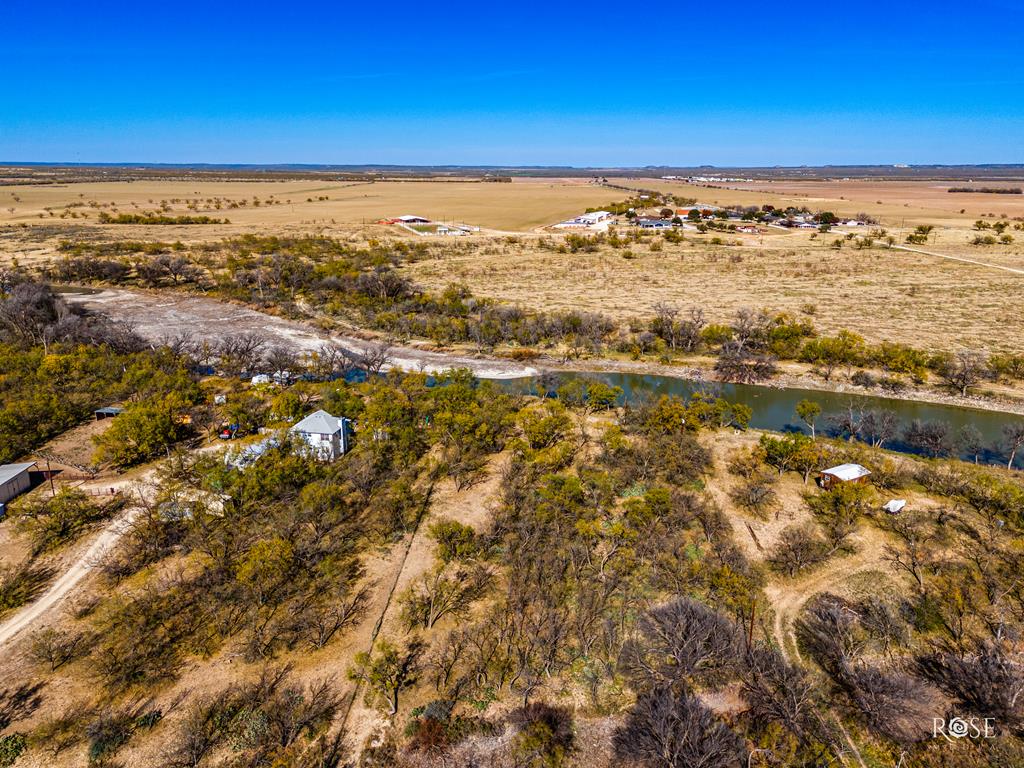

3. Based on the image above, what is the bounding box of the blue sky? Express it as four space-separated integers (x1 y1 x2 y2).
2 0 1022 166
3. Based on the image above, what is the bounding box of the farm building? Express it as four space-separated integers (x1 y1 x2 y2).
556 211 612 228
396 215 430 224
290 409 351 461
819 463 871 489
0 462 36 507
634 217 673 229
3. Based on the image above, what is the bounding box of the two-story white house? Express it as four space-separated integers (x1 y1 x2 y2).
289 409 350 461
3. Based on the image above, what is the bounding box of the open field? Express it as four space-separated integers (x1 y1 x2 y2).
0 177 614 233
404 228 1024 353
1 175 1021 356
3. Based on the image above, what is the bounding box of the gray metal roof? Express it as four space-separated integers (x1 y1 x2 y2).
290 409 343 435
0 462 36 486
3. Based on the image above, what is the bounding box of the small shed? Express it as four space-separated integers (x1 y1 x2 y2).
819 463 871 490
94 406 125 420
0 462 36 506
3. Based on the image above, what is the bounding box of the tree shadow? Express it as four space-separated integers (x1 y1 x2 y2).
0 680 47 729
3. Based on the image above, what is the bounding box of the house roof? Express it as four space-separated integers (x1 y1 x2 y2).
821 463 871 481
0 462 36 486
291 409 343 435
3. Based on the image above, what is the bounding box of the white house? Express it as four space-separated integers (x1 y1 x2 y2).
290 409 350 461
0 462 35 508
556 211 613 229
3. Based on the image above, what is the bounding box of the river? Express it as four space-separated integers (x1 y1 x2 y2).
497 371 1024 467
61 287 1023 468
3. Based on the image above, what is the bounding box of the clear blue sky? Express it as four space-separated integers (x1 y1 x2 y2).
2 0 1022 166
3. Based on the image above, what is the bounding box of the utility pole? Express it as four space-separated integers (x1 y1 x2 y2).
45 457 55 497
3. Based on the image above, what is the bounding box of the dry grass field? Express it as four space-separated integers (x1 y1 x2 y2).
0 177 614 233
404 226 1024 353
1 174 1022 354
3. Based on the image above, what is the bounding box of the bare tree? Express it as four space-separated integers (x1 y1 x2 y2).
264 345 297 377
216 332 267 376
352 341 392 376
613 686 746 768
619 598 740 690
915 640 1024 729
903 419 953 458
860 409 898 448
714 342 777 384
937 351 989 397
741 645 822 746
1003 423 1024 470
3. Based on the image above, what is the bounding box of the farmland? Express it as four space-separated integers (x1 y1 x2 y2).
1 168 1024 768
2 174 1023 357
0 177 614 234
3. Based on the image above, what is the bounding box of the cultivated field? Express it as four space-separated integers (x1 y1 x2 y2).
0 177 614 233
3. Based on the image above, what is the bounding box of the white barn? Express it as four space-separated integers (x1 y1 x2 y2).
0 462 35 508
290 409 350 461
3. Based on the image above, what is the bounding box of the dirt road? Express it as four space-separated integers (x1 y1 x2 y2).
896 244 1024 276
64 288 537 380
0 488 142 647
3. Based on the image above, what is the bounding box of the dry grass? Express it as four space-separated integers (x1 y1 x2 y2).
403 229 1024 353
2 177 1022 355
0 177 614 233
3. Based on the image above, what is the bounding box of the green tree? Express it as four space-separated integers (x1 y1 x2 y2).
93 393 195 468
795 399 821 438
349 640 422 715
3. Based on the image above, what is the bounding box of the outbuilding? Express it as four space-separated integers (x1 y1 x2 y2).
635 217 673 229
819 463 872 490
0 462 36 507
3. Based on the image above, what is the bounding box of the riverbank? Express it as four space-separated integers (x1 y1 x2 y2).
62 285 1024 420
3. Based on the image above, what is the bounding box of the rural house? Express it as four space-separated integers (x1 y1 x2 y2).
819 463 871 489
0 462 36 509
634 217 673 229
290 409 351 461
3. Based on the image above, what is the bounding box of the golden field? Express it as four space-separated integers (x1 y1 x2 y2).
1 175 1022 353
0 177 615 233
403 227 1024 353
